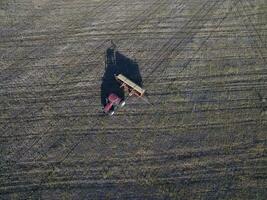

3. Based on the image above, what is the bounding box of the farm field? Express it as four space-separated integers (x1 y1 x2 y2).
0 0 266 199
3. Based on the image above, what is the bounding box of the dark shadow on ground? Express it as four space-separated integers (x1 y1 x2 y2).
101 47 143 107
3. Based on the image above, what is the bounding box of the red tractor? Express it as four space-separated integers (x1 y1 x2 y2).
103 74 146 116
103 93 126 115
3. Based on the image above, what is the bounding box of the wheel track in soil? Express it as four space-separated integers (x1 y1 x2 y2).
145 0 266 132
1 0 160 133
10 0 214 166
1 117 266 142
1 104 265 131
139 0 224 80
1 77 267 124
1 0 266 196
2 76 266 124
1 26 265 52
2 0 181 172
143 0 233 102
1 66 266 89
1 164 266 195
2 23 266 52
1 0 255 173
38 1 218 156
0 94 265 123
1 138 266 194
234 0 266 64
1 83 266 112
4 0 236 192
0 0 121 82
0 0 209 193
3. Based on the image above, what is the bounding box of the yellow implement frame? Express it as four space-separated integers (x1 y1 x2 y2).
115 74 145 97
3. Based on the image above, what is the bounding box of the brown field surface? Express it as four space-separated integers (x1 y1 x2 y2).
0 0 266 199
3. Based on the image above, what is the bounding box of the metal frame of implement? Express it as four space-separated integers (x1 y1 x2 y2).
115 74 145 97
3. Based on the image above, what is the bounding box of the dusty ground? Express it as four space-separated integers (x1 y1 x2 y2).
0 0 266 199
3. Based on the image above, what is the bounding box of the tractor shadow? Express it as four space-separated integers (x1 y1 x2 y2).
101 48 143 107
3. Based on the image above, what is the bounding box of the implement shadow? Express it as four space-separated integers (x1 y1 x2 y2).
101 48 143 107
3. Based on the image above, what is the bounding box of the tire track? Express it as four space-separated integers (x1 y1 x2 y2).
5 0 176 166
1 139 265 194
